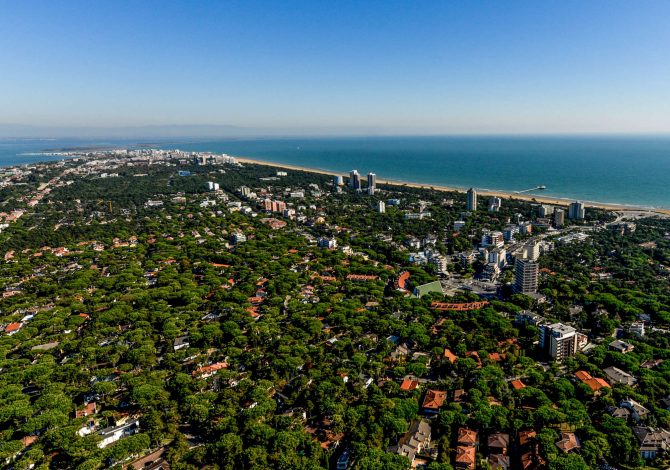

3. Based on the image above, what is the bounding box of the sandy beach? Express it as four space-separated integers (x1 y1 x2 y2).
237 156 670 217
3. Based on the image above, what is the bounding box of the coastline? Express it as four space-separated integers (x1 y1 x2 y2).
236 156 670 217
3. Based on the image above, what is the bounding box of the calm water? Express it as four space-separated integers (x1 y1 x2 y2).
2 136 670 208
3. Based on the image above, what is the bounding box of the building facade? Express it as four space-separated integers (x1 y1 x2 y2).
349 170 361 190
514 258 539 294
466 188 477 211
568 201 585 220
540 323 578 360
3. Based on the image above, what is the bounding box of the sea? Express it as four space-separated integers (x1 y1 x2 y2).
2 136 670 209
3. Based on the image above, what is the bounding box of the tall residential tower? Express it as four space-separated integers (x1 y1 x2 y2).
466 188 477 211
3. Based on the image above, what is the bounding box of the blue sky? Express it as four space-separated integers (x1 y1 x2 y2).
1 0 669 135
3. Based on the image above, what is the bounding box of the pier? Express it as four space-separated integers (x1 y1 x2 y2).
514 185 547 194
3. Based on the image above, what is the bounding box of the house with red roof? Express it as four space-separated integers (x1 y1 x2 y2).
193 362 228 378
400 378 419 391
455 428 478 470
556 432 581 453
444 348 458 364
511 379 527 390
76 402 97 419
455 445 476 469
5 322 22 335
575 370 611 394
422 390 447 414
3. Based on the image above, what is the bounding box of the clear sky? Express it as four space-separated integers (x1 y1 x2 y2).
1 0 670 135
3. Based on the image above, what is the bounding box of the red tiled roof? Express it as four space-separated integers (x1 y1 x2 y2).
511 379 527 390
423 390 447 410
455 445 476 469
21 436 38 447
489 352 504 362
5 322 21 333
193 362 228 377
400 378 419 391
75 402 97 418
346 274 379 281
575 370 611 392
444 348 458 363
458 428 478 446
556 432 581 453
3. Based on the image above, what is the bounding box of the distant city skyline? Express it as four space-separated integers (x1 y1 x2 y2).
2 1 670 137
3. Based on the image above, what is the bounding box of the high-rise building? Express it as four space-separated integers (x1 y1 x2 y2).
488 196 502 212
514 257 539 294
554 209 565 227
481 231 504 248
334 175 344 186
263 199 287 213
488 248 507 269
367 173 377 195
503 225 519 242
568 201 585 220
349 170 361 190
466 188 477 211
539 323 578 360
522 242 540 261
538 205 554 217
378 201 386 213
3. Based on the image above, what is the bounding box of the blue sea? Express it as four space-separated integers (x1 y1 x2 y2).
2 136 670 209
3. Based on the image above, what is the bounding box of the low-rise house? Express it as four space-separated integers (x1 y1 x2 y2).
173 336 190 351
400 378 419 391
489 453 510 470
444 348 458 364
458 428 478 446
128 447 170 470
610 406 631 420
511 379 527 390
455 428 478 470
346 274 379 282
390 343 410 362
5 322 22 335
575 370 611 394
31 341 59 351
621 398 650 422
633 426 670 460
97 419 139 448
609 339 635 354
75 402 97 418
641 359 663 369
193 361 228 378
455 445 476 470
603 366 637 386
488 433 509 454
630 321 645 337
556 432 580 453
388 419 431 466
422 390 447 414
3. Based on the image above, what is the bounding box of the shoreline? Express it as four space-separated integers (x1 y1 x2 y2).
236 156 670 217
